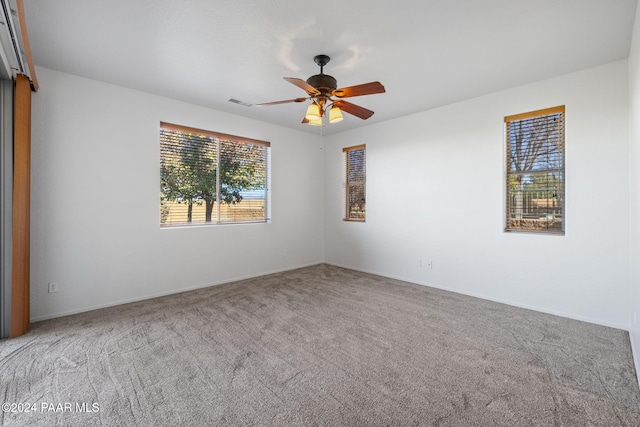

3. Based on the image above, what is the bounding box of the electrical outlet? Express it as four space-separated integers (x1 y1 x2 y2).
417 259 423 267
427 261 433 269
48 282 58 293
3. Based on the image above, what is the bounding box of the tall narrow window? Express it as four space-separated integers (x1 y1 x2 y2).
505 106 565 234
343 144 366 221
160 122 270 227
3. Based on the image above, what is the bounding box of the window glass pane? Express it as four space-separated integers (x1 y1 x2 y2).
219 140 268 223
507 172 564 232
160 124 269 226
347 183 366 219
160 129 217 225
507 113 563 173
344 145 366 221
348 149 366 182
505 107 564 234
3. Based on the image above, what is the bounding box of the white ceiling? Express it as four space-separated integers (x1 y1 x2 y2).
23 0 637 136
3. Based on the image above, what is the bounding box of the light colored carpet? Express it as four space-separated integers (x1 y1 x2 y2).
1 264 639 426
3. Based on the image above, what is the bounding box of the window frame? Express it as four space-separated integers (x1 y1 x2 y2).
160 122 270 227
343 144 366 222
504 105 565 235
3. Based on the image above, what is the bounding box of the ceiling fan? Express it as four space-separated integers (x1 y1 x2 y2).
238 55 385 126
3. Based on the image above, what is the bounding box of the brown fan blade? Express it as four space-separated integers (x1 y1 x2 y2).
284 77 321 95
333 81 385 98
333 100 375 120
255 97 308 107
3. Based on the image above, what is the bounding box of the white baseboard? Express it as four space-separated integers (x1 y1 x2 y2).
324 262 628 331
30 260 640 388
30 261 323 323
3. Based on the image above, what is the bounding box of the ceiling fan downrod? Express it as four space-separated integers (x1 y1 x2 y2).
314 54 330 74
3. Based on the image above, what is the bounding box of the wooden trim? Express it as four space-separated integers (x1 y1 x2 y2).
343 144 366 152
16 0 38 92
160 122 270 147
504 105 565 123
10 74 31 337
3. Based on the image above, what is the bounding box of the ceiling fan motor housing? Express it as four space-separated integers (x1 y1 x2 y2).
306 74 337 94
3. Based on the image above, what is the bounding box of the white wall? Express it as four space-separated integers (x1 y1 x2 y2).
30 59 633 330
324 60 630 329
629 4 640 378
30 67 324 321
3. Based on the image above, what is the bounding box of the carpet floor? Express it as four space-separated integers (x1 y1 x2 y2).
1 264 639 426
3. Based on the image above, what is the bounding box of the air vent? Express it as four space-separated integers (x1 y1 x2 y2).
228 98 252 107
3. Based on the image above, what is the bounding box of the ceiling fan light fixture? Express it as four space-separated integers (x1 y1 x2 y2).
329 106 343 123
305 103 321 121
257 55 385 125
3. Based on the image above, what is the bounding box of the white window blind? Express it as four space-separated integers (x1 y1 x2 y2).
505 106 565 234
160 122 270 226
343 144 366 221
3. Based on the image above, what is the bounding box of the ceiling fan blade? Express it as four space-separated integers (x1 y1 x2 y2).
255 97 308 107
333 100 375 120
284 77 321 95
333 81 385 98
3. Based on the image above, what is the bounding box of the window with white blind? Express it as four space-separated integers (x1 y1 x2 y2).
505 106 565 234
160 122 270 226
343 144 366 221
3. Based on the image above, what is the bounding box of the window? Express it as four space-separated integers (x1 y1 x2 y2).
343 144 366 221
505 106 565 234
160 122 270 226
